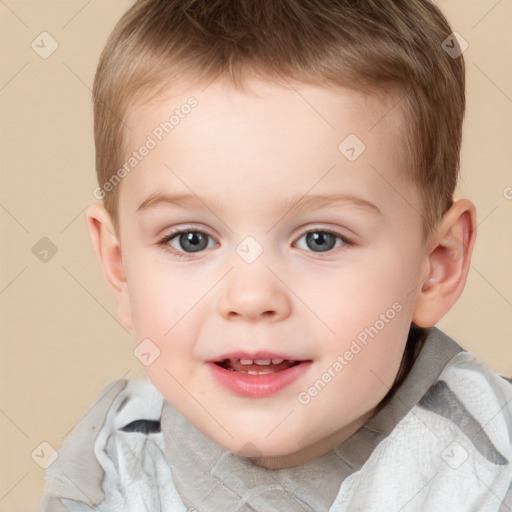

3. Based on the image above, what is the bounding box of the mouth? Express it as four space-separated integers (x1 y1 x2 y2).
214 358 302 375
207 353 312 397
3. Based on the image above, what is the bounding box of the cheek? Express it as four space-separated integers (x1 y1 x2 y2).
301 246 417 390
297 304 409 434
299 249 416 339
125 254 213 381
124 250 204 337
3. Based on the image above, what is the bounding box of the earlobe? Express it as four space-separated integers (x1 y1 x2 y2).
86 204 133 331
412 199 477 327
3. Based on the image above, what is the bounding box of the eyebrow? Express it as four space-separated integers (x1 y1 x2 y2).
136 191 382 216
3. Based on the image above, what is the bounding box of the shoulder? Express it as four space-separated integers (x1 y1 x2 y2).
412 351 512 510
421 350 512 450
331 341 512 511
38 376 166 511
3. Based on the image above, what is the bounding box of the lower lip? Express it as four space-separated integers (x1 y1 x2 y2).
207 361 312 397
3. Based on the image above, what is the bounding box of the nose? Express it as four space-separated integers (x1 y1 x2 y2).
217 260 292 322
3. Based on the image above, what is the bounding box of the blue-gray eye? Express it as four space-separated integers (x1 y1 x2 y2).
169 231 214 253
296 231 344 253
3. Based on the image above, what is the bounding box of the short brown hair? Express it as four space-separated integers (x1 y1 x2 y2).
93 0 465 237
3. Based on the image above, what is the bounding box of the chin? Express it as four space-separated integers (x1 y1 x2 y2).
213 428 305 460
237 441 314 470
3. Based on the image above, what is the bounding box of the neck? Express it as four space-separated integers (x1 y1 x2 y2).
250 407 376 470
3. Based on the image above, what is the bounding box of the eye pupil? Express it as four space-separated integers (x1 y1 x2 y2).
306 231 336 252
168 229 344 256
179 232 208 252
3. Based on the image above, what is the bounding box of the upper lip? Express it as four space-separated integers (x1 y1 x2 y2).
207 351 309 363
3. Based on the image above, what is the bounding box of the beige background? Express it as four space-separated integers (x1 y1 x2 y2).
0 1 511 510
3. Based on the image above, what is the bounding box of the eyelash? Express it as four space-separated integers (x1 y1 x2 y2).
157 227 354 259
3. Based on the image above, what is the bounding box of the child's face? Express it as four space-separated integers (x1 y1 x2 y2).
114 78 430 467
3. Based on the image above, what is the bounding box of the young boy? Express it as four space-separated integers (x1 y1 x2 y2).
39 0 512 510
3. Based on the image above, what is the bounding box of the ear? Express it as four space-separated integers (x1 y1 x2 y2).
86 203 133 331
412 198 477 327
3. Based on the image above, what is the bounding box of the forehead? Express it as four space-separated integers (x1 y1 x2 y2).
120 77 417 222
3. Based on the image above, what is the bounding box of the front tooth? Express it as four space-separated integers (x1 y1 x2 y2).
247 370 259 375
254 359 271 365
240 359 253 365
271 359 284 364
